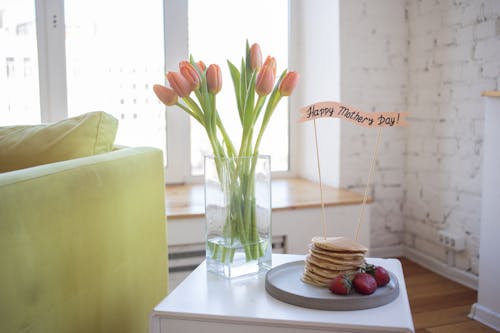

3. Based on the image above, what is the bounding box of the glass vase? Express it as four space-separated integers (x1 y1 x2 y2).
204 155 272 278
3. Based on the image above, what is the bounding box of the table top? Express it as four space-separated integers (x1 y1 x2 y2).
153 254 415 332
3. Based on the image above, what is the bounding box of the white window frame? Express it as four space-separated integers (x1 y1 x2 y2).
163 0 190 183
31 0 299 184
35 0 68 123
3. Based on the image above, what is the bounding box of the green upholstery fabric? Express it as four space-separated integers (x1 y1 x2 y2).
0 111 118 173
0 147 168 333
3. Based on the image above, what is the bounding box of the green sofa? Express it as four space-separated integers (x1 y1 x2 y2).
0 146 168 333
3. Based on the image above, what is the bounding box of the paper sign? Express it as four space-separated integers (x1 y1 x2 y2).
299 101 408 127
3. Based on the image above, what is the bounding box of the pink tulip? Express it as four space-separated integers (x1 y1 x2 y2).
179 61 201 91
196 61 206 72
250 43 262 71
255 63 275 96
279 71 300 96
153 84 178 106
206 64 222 94
166 71 192 98
262 56 276 77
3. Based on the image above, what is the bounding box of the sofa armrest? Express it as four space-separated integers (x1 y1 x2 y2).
0 147 168 333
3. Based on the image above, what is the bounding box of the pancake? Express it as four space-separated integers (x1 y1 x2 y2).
311 236 368 253
305 261 358 280
301 274 328 287
304 260 345 278
309 244 366 260
309 251 365 267
302 269 335 286
306 253 364 271
302 236 368 288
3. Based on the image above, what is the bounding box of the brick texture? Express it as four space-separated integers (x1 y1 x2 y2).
340 0 408 250
406 0 500 275
339 0 500 276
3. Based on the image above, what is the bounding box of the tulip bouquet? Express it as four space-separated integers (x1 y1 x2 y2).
154 41 299 267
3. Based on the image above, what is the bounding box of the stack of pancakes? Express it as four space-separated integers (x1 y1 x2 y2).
302 236 368 287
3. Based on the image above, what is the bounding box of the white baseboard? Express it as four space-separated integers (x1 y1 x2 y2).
368 245 479 290
403 247 478 290
369 245 404 258
469 303 500 331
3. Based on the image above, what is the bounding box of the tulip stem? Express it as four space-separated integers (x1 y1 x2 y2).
157 43 298 266
176 103 204 125
216 114 236 158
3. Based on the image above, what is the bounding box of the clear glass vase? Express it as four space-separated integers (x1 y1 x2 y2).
204 155 272 278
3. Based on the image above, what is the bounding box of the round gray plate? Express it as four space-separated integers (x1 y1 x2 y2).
265 260 399 311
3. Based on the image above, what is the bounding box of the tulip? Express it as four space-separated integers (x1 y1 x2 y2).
250 43 262 71
279 71 300 96
166 71 192 98
196 60 206 72
179 61 201 91
262 56 276 77
153 84 178 106
255 63 274 96
206 64 222 94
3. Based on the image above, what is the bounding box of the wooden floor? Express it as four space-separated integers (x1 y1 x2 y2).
400 258 497 333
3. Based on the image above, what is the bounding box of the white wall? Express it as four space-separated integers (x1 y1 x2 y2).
295 0 500 281
292 0 342 187
339 0 408 252
292 0 408 254
405 0 500 276
470 95 500 331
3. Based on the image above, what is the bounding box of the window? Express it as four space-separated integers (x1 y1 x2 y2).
0 0 40 125
3 0 295 183
187 0 289 176
64 0 166 155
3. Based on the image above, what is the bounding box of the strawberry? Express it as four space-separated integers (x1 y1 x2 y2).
373 266 390 287
364 263 391 287
329 274 352 295
352 272 377 295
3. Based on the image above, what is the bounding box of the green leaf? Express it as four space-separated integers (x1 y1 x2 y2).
240 58 247 122
252 69 287 154
243 71 256 128
245 40 252 74
240 57 247 91
210 94 217 133
251 95 267 129
190 54 204 76
227 60 242 122
266 69 287 114
176 102 204 126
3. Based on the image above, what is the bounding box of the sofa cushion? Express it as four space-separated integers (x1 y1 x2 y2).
0 111 118 173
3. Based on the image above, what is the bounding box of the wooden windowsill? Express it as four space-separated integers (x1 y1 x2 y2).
481 90 500 97
165 178 372 219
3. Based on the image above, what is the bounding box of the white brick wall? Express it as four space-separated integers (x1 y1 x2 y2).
337 0 500 277
406 0 500 275
339 0 408 250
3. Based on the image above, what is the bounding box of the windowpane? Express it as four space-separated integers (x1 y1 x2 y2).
188 0 289 175
0 0 40 125
64 0 166 159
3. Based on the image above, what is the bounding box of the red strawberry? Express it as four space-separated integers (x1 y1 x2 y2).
329 274 352 295
352 272 377 295
372 266 390 287
364 264 391 287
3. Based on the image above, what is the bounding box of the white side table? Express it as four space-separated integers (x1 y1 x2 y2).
150 254 415 333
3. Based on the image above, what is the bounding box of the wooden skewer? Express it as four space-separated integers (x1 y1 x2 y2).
355 127 383 241
313 119 327 239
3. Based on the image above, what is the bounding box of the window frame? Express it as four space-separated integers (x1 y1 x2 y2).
31 0 298 184
35 0 68 123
